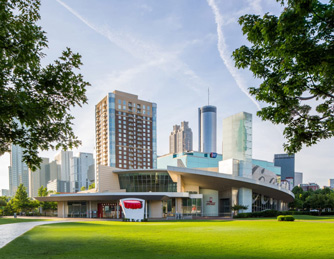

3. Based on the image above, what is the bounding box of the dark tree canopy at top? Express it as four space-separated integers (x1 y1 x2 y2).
233 0 334 154
0 0 90 170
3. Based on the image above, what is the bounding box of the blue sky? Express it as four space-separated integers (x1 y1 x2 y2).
0 0 333 189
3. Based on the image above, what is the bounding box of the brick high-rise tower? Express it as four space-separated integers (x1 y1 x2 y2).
95 91 157 171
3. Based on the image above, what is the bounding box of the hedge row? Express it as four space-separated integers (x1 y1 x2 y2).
234 210 334 218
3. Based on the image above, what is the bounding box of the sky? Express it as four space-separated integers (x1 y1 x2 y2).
0 0 333 189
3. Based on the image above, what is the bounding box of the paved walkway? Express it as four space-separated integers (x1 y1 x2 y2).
0 220 64 249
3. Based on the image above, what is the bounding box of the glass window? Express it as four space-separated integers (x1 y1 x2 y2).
123 100 126 105
118 100 121 104
118 105 121 109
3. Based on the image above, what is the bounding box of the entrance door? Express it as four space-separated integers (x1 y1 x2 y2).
219 198 231 217
97 203 122 218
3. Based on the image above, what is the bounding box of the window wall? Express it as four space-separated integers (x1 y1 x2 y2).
182 198 202 216
119 172 177 192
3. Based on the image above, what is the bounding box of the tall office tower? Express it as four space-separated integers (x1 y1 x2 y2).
222 112 253 178
221 112 253 212
169 121 193 153
274 154 295 182
29 158 50 198
198 105 217 153
95 90 157 171
70 153 94 192
8 145 29 196
48 160 60 183
294 172 303 186
70 157 79 192
54 151 73 182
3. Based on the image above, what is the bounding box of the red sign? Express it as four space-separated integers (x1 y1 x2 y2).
122 200 142 209
206 197 216 206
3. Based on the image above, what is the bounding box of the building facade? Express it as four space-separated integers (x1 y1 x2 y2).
329 179 334 189
295 172 303 187
29 158 50 198
8 145 29 196
0 189 9 196
274 154 295 183
169 121 193 154
198 105 217 153
299 183 319 192
37 166 294 219
70 153 95 192
95 91 157 174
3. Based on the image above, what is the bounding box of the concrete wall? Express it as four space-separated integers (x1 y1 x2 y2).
57 201 68 218
184 185 199 193
200 189 219 216
149 201 162 218
97 165 125 192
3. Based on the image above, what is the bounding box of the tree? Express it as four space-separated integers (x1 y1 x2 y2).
38 185 57 216
80 186 86 191
11 184 30 214
231 204 249 216
233 0 334 154
0 0 90 170
88 183 95 190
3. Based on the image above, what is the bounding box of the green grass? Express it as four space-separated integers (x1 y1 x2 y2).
1 218 334 258
0 218 49 225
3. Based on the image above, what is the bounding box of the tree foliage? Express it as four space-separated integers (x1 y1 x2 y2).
290 186 334 215
233 0 334 153
38 185 57 213
88 182 95 190
0 0 90 170
11 184 30 213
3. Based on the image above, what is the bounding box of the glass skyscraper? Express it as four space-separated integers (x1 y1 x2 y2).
222 112 252 178
274 154 295 182
198 105 217 153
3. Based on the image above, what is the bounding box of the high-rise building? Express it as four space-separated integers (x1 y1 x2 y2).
54 151 73 182
329 179 334 189
29 158 50 198
294 172 303 186
198 105 217 153
70 152 94 192
222 112 253 178
8 145 29 196
169 121 193 153
274 154 295 183
95 90 157 171
0 189 9 196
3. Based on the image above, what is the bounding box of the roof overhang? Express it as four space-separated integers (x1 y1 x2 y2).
166 166 294 202
35 192 190 202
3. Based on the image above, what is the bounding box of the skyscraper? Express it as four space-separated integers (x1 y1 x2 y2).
29 158 50 198
70 152 94 192
222 112 253 178
198 105 217 153
274 154 295 182
95 90 157 171
54 150 73 182
169 121 193 153
8 145 29 196
294 172 303 186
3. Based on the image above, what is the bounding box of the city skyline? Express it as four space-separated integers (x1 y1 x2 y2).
0 0 333 189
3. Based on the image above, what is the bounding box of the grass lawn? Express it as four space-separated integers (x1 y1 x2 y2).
1 218 334 258
0 218 49 225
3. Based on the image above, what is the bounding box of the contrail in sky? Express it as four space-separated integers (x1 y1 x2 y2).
207 0 261 110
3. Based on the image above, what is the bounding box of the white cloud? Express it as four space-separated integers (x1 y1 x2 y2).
207 0 261 110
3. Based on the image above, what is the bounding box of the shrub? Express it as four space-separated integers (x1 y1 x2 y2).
277 215 295 221
277 215 285 221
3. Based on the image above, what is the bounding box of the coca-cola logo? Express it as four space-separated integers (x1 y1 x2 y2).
206 197 216 206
